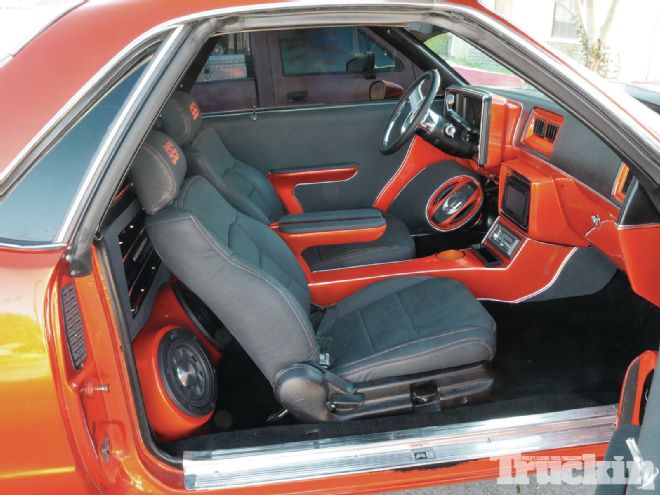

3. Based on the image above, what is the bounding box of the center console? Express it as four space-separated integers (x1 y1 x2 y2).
501 172 531 231
487 222 521 259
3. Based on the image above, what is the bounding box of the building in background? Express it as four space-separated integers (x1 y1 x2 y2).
482 0 660 87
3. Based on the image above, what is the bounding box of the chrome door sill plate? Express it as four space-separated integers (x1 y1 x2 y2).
183 404 616 490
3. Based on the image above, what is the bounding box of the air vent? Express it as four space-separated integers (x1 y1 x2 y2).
533 118 546 137
61 283 87 370
545 123 559 142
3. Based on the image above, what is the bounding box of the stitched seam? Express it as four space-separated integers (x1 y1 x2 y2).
340 339 494 379
173 98 193 143
396 292 418 337
211 169 270 223
355 309 375 354
336 277 430 316
176 175 201 207
188 216 317 359
333 326 484 369
142 143 176 212
341 339 491 378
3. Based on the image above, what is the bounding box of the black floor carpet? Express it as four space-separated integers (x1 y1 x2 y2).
485 272 660 405
164 272 660 454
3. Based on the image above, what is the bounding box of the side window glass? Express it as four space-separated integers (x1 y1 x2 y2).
191 33 257 113
0 62 148 244
278 27 402 76
195 33 253 83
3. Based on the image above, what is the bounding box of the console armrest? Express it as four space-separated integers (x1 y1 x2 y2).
275 216 386 274
278 208 383 226
279 216 385 235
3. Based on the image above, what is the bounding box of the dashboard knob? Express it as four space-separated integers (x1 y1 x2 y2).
444 124 457 138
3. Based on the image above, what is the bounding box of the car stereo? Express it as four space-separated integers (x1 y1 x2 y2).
501 172 531 230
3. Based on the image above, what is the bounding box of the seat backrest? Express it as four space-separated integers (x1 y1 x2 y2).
161 91 284 224
130 130 318 383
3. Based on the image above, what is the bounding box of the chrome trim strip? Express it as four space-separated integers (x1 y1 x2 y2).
201 99 399 118
446 86 491 166
54 25 186 243
0 241 66 251
0 27 174 188
183 404 616 490
3 1 84 60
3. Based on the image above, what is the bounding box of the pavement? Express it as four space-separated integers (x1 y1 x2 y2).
382 476 595 495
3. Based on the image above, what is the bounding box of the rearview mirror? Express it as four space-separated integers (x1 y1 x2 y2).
346 52 376 79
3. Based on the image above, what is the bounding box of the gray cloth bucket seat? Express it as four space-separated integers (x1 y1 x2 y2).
159 91 415 271
130 130 497 422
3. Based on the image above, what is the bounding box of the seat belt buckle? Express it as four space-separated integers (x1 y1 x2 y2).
319 352 331 368
317 337 332 368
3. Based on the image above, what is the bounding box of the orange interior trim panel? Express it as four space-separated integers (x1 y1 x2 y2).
267 166 358 214
308 219 573 306
373 137 467 211
521 108 564 156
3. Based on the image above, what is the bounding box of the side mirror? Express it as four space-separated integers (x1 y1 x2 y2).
346 52 376 79
369 80 404 101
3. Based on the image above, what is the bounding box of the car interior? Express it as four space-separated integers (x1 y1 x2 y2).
94 23 660 459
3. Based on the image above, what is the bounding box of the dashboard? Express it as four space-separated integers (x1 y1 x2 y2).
437 85 659 306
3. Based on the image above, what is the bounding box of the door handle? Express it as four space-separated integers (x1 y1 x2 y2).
287 91 308 103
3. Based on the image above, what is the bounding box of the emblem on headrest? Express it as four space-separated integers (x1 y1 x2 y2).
189 101 200 121
163 140 180 165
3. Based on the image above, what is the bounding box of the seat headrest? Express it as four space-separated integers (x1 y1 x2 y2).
131 130 187 214
160 91 202 146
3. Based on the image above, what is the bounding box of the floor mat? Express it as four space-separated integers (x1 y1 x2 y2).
484 271 660 404
165 392 603 453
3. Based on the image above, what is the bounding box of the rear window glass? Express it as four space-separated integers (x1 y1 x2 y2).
0 62 147 245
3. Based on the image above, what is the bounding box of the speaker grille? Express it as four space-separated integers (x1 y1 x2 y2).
159 329 217 417
61 283 87 370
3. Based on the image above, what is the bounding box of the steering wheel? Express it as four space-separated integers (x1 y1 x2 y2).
380 70 441 155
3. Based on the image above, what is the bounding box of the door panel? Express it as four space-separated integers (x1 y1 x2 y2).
202 102 410 212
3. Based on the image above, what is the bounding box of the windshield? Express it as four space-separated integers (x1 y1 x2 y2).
406 23 533 90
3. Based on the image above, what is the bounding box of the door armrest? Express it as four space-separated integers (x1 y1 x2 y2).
267 165 357 214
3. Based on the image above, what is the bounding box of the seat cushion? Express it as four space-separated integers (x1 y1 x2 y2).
317 277 496 382
301 214 415 271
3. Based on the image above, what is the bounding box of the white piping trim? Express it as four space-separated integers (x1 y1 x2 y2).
480 246 579 303
291 168 359 197
372 137 415 207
